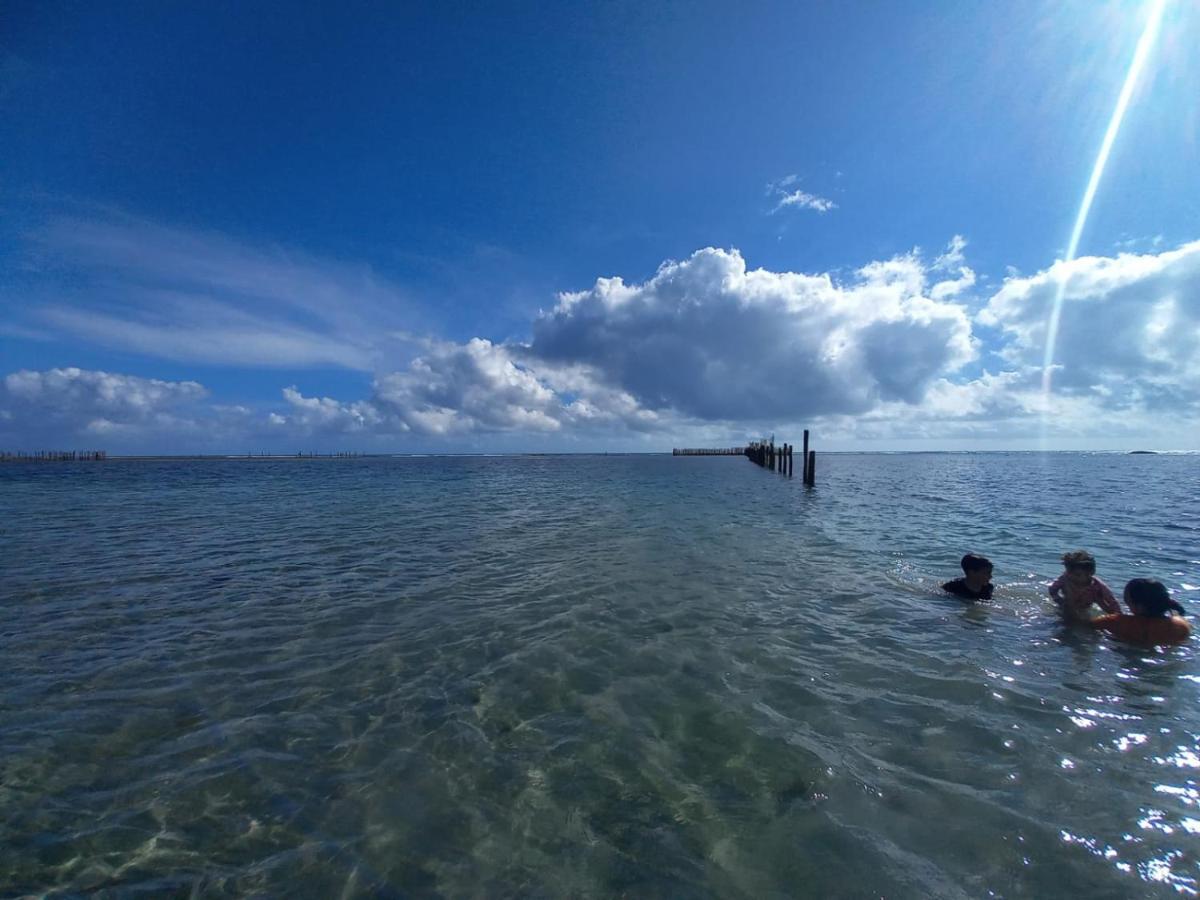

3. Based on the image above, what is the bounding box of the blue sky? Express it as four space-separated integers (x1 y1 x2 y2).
2 0 1197 452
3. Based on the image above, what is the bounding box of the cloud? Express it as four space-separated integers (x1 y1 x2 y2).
17 212 420 370
773 190 837 213
372 338 563 434
529 246 975 420
5 235 1199 451
766 175 837 214
979 239 1200 408
274 386 386 432
933 234 968 271
0 367 209 442
268 339 661 438
931 271 976 300
822 238 1200 445
3 367 207 416
930 235 977 300
41 305 372 370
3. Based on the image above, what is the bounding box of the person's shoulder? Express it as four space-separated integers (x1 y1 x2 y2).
1091 613 1121 629
980 583 994 600
1166 616 1192 641
942 578 968 596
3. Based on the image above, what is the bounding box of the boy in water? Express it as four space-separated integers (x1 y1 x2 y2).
943 553 994 601
1048 550 1119 621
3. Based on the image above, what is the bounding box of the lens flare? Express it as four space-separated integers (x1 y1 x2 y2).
1040 0 1168 404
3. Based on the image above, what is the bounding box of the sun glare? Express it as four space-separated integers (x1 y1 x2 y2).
1039 0 1169 414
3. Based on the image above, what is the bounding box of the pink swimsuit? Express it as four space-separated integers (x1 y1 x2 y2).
1049 575 1120 615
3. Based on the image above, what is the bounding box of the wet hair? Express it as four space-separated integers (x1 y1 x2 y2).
1062 550 1096 572
961 553 993 574
1125 578 1185 617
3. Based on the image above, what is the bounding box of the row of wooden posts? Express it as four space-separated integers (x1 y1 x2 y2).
0 450 108 461
238 451 366 458
672 432 817 485
286 451 365 458
745 430 815 485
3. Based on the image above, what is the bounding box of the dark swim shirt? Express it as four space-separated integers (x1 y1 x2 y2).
942 578 993 601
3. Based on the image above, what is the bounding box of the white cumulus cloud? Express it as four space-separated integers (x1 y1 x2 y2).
530 246 975 420
3 367 206 421
372 338 562 435
0 368 210 444
260 337 667 440
274 386 386 432
980 239 1200 410
5 235 1199 451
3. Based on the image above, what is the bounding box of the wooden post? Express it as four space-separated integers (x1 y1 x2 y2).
788 444 793 477
806 450 816 486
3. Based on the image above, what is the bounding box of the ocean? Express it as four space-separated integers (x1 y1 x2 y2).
2 452 1198 897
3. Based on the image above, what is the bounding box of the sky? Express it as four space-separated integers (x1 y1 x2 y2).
1 0 1197 453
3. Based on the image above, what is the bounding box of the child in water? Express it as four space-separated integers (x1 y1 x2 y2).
1048 550 1119 620
943 553 994 601
1092 578 1190 646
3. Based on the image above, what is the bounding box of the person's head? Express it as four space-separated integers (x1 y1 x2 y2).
1062 550 1096 585
961 553 993 585
1124 578 1185 617
964 556 993 578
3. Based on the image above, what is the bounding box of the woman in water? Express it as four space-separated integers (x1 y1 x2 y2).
1092 578 1191 647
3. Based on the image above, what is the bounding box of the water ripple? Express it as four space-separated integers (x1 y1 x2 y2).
1 453 1197 896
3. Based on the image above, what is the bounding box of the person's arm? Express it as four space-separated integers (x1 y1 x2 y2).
1047 575 1065 602
1092 614 1141 642
1095 580 1120 614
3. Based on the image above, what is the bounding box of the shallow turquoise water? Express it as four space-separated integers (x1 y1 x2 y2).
2 452 1198 897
